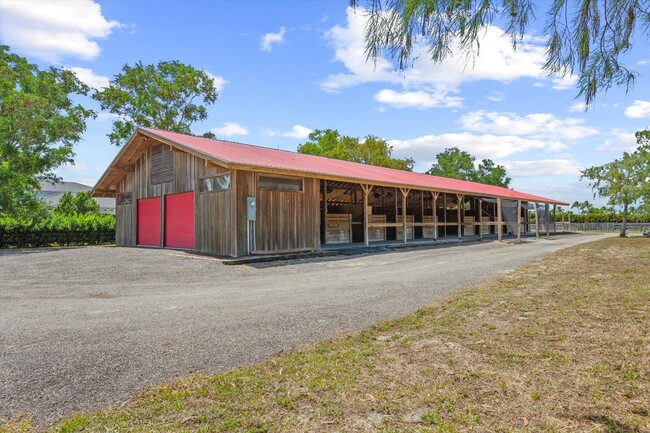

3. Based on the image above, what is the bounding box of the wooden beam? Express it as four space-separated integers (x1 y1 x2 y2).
433 192 439 240
400 188 410 243
517 200 522 241
478 199 483 239
456 193 463 239
322 180 327 245
226 162 564 206
535 202 539 239
361 184 373 247
497 197 502 241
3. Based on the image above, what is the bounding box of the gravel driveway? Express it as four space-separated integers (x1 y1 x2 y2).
0 233 609 424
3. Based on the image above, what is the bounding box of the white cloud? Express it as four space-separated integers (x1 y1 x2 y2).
486 91 505 102
624 100 650 119
503 159 583 177
260 27 286 52
375 88 463 109
0 0 122 62
388 132 567 162
459 110 598 140
550 75 578 90
596 129 639 152
264 125 312 139
65 66 109 89
206 72 227 92
569 102 587 113
211 122 249 137
320 8 574 104
637 59 650 66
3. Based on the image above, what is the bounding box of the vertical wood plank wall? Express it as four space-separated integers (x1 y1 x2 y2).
253 176 320 252
115 171 136 246
236 171 255 256
194 161 232 256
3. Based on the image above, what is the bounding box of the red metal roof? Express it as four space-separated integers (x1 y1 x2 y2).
140 127 568 205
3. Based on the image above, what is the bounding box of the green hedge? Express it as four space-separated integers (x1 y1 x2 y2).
0 214 116 248
568 213 650 223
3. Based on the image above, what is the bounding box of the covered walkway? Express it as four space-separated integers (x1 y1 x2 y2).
320 180 557 248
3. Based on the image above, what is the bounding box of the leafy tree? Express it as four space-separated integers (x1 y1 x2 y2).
476 159 511 188
0 45 94 218
54 192 76 216
351 0 649 105
54 191 101 216
581 130 650 236
74 191 100 214
298 129 414 171
427 147 511 187
570 200 595 214
427 148 476 180
93 60 218 146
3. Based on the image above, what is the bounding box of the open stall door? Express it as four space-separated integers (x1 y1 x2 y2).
164 191 195 249
137 197 161 246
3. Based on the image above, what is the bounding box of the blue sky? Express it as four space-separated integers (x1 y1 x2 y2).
1 0 649 206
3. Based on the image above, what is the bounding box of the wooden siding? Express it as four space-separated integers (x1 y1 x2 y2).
195 162 233 256
236 170 255 256
254 176 320 252
115 171 136 246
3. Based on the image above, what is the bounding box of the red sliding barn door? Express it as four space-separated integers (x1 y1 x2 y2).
164 191 195 249
137 197 161 246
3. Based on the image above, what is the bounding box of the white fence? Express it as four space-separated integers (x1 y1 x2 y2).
555 222 650 232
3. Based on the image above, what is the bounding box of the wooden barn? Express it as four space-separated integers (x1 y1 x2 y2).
93 127 567 257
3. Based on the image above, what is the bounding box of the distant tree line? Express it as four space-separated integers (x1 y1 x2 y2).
555 203 650 224
297 130 511 187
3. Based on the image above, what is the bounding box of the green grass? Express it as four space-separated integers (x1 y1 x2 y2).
2 238 649 433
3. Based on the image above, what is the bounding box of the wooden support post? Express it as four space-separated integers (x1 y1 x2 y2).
433 192 439 240
553 204 557 234
456 193 463 239
443 193 447 237
535 202 539 239
546 203 551 237
361 184 372 247
400 188 410 243
497 197 503 241
517 200 522 241
479 199 483 239
322 180 327 245
394 187 398 219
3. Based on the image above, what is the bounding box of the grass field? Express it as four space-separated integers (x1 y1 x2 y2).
3 237 649 433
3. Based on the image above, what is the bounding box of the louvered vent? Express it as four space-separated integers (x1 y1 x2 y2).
151 144 174 184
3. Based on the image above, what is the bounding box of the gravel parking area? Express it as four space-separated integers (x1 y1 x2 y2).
0 233 609 424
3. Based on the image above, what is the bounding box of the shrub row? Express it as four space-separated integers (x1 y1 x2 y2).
0 214 116 248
